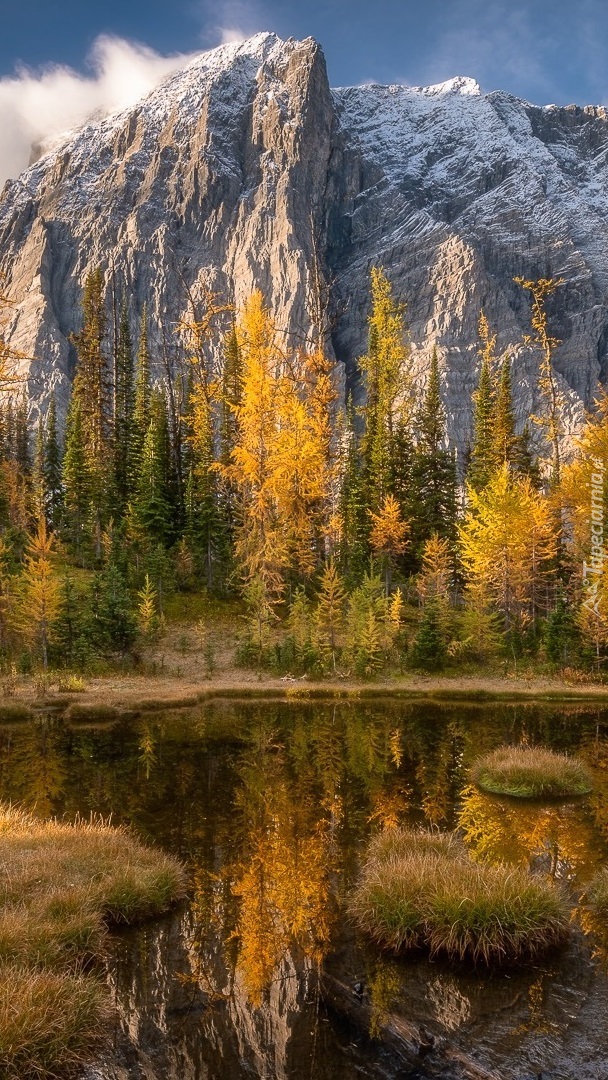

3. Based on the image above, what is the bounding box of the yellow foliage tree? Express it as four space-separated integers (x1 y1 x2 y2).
221 292 335 601
514 276 565 484
313 559 346 671
12 519 61 671
459 465 558 632
369 493 409 593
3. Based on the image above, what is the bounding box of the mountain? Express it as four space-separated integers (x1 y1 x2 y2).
2 31 608 454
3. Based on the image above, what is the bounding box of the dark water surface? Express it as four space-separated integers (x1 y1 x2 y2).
2 699 608 1080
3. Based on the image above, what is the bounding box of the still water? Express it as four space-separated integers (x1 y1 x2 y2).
2 699 608 1080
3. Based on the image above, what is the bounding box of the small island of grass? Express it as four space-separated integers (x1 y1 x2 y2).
350 827 569 964
471 745 592 798
0 804 187 1080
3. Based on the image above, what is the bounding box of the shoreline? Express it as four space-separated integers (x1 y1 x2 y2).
6 672 608 716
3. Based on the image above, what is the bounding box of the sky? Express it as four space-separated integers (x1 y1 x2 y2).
1 0 608 184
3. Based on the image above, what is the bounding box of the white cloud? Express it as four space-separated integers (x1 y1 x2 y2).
196 0 265 48
0 35 199 188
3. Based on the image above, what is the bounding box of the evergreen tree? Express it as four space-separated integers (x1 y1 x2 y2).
53 576 97 669
114 302 135 513
70 268 113 548
545 592 579 666
43 394 63 528
409 349 457 557
338 404 369 584
492 358 540 482
130 389 174 548
13 395 30 477
92 561 137 655
410 601 446 671
61 395 92 561
129 306 152 491
468 313 497 492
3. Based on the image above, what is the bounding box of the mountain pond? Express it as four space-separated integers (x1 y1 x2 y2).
3 698 608 1080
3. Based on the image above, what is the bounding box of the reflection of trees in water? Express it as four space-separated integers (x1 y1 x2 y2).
457 784 597 884
0 717 67 816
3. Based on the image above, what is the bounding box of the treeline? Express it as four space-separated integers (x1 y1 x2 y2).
0 267 606 676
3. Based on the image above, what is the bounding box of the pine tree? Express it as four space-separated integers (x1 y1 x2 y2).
338 402 369 584
468 313 497 492
545 592 579 666
53 576 97 670
185 372 220 589
114 302 135 514
130 389 174 548
129 306 152 493
61 395 92 561
93 561 137 655
13 394 30 477
31 420 45 520
410 601 446 671
410 348 457 557
43 394 63 528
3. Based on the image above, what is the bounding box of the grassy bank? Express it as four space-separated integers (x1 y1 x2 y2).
471 745 593 798
0 804 187 1080
350 827 569 964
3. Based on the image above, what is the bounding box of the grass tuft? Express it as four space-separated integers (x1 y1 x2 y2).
0 966 109 1080
471 745 592 798
0 804 187 1078
350 827 569 964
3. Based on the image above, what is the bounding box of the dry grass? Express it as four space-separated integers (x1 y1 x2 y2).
0 804 187 1079
0 967 109 1080
350 827 569 964
471 745 592 798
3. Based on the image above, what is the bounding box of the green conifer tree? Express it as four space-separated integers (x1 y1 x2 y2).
129 306 152 491
43 394 63 529
130 389 174 548
410 601 446 671
61 395 92 561
114 302 135 514
409 349 457 558
469 357 496 492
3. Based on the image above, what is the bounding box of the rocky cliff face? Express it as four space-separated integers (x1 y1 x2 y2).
2 31 608 455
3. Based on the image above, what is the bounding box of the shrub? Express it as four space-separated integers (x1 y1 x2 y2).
471 745 592 798
350 827 569 964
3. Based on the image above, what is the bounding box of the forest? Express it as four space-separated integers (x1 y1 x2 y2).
0 266 606 681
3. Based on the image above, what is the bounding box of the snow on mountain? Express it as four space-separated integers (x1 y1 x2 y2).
1 32 608 454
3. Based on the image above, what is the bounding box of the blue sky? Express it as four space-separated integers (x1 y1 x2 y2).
1 0 608 105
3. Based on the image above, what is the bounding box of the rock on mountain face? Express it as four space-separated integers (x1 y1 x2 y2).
1 31 608 454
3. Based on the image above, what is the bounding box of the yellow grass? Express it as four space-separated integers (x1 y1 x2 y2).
350 827 570 964
0 804 187 1079
471 745 592 798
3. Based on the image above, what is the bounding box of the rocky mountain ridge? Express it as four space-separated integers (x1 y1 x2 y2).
2 31 608 455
